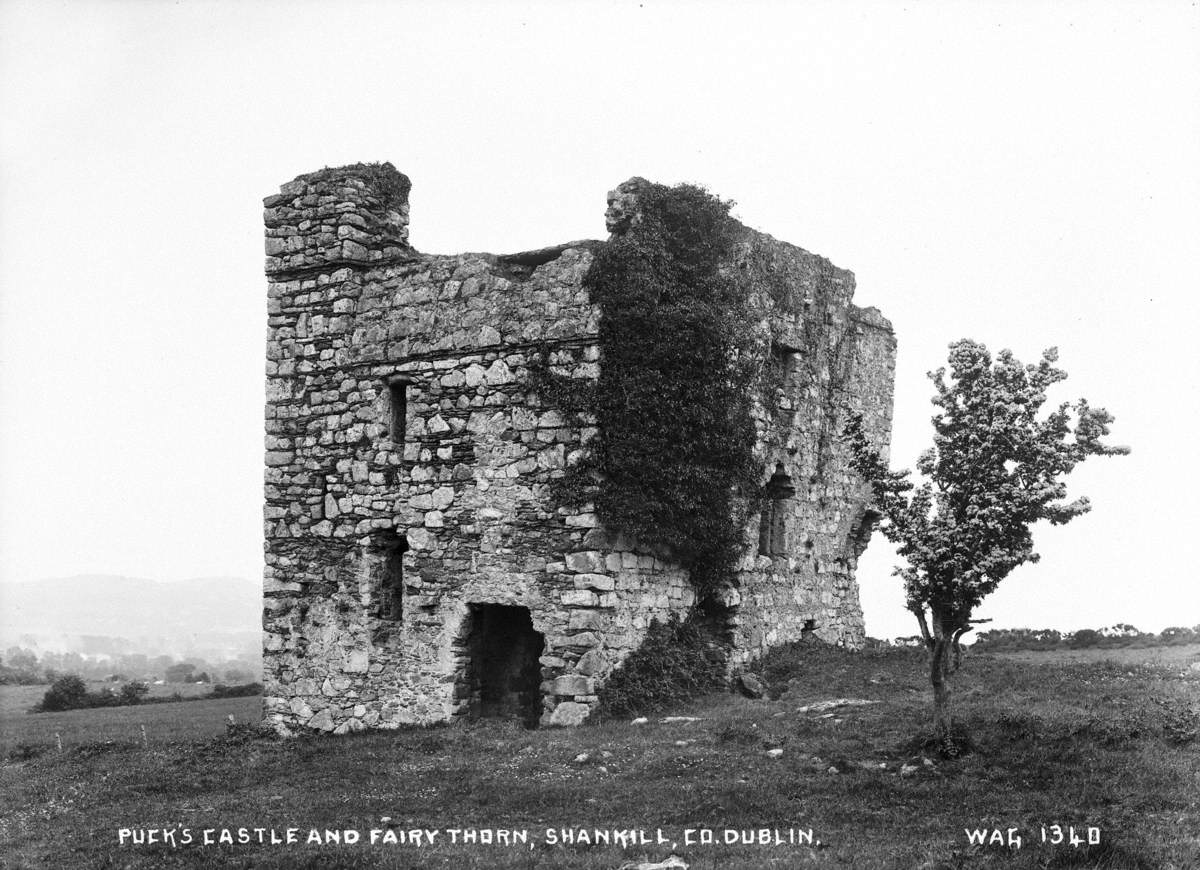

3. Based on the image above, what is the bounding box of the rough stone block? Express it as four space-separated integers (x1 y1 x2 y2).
307 708 335 731
565 551 604 573
547 701 591 727
561 590 598 607
551 675 594 696
568 610 605 631
573 573 615 591
343 649 369 673
576 649 608 676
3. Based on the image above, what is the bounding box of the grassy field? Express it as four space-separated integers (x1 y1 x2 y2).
1 644 1197 869
0 681 218 716
0 683 261 756
988 642 1200 667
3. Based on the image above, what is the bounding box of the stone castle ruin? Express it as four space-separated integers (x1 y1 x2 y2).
262 163 895 733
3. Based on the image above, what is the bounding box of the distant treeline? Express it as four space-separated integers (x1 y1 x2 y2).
969 625 1198 652
1 646 260 687
33 675 263 713
865 625 1200 651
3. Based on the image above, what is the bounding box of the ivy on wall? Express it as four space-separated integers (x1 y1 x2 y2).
536 183 764 595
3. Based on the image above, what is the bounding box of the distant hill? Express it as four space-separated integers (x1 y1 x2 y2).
0 575 260 659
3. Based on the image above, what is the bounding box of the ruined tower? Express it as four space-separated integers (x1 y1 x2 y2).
262 163 895 733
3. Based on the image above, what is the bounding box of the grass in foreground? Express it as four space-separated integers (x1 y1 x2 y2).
1 645 1197 869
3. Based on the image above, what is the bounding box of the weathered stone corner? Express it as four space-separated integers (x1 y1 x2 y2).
264 162 414 276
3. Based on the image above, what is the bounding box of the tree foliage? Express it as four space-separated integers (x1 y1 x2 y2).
165 662 197 683
846 339 1128 739
119 680 150 705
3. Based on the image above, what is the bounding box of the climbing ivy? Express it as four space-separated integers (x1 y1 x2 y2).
538 182 764 595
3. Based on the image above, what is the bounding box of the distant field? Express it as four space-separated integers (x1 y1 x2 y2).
986 642 1200 666
0 685 261 754
0 681 216 717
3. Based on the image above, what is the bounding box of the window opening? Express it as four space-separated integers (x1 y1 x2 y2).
758 464 796 556
368 529 408 640
386 376 416 442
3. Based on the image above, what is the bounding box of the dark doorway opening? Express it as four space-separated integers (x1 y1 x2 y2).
695 595 738 648
463 604 545 728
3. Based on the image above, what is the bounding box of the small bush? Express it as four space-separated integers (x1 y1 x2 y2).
119 681 150 705
222 719 277 744
36 674 89 711
717 720 764 746
5 742 53 762
595 617 727 718
1154 697 1198 745
69 740 139 759
752 636 858 694
993 711 1044 742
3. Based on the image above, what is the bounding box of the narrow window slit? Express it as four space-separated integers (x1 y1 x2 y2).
368 529 408 640
385 375 418 443
758 463 796 556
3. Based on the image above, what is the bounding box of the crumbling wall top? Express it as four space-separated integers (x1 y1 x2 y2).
264 162 414 276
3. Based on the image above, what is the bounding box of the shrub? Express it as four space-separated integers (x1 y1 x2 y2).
595 617 727 718
1068 629 1101 649
119 681 150 705
5 742 52 762
209 682 264 699
36 674 89 711
1154 697 1198 745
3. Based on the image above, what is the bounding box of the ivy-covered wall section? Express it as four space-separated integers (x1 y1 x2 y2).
557 177 897 665
566 182 762 595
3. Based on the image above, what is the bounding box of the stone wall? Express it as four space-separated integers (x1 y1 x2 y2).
262 163 895 733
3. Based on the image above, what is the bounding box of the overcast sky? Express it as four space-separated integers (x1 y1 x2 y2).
1 0 1196 640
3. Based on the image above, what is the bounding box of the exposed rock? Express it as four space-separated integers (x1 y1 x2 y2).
737 673 768 699
794 698 880 714
619 856 688 870
306 708 335 732
552 675 594 696
548 702 591 727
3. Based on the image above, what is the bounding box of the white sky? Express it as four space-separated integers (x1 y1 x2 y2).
1 0 1197 640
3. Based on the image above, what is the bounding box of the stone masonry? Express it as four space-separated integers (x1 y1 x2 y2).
262 163 895 733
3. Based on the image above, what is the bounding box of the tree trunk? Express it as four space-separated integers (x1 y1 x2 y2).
930 632 952 739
